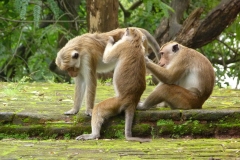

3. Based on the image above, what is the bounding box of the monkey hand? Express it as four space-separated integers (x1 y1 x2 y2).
108 36 114 44
144 56 152 64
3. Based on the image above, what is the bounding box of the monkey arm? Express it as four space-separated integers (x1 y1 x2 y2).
103 37 116 63
64 74 86 115
103 38 123 64
145 61 169 83
146 61 185 84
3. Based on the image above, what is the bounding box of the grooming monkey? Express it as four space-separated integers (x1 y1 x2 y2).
137 41 215 110
76 28 150 142
55 27 160 115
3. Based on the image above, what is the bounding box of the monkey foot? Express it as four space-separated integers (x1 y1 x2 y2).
85 109 93 116
76 134 99 140
64 108 79 115
136 102 147 110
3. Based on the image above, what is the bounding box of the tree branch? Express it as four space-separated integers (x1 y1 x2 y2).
155 0 240 49
154 0 190 46
191 0 240 48
210 56 240 65
119 0 143 24
119 2 130 18
217 39 238 57
128 0 143 11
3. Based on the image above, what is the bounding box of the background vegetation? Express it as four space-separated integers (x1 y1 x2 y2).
0 0 239 88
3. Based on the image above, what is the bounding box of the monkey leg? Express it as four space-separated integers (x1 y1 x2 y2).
76 97 122 140
137 83 163 110
137 84 203 110
125 105 135 138
65 75 86 115
124 104 151 142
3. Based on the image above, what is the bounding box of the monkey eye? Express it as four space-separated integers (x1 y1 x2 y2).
160 52 164 56
72 53 79 59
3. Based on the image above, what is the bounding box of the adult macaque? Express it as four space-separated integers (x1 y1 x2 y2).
137 41 215 110
55 27 160 116
76 28 150 142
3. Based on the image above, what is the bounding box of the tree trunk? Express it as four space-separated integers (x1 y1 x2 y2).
155 0 240 49
86 0 119 80
86 0 119 33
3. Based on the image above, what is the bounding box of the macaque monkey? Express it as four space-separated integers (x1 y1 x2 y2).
75 28 150 142
137 41 215 110
55 27 160 115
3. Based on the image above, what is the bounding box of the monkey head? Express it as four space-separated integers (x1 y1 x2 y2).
55 46 81 77
122 28 146 50
158 41 180 68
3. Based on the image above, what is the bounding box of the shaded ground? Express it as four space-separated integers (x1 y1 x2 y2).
0 82 240 159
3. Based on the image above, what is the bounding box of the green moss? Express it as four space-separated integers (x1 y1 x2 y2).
102 124 125 139
114 130 125 139
23 118 30 123
217 123 240 128
1 138 240 159
157 119 175 126
132 123 151 136
0 133 30 140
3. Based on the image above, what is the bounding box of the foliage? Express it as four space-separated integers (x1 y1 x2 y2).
187 0 240 88
119 0 173 34
0 0 87 81
200 15 240 89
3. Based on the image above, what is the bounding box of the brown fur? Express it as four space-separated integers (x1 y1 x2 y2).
55 27 160 115
137 41 215 110
75 28 151 142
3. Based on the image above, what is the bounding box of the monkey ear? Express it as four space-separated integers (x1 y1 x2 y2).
72 52 79 59
172 44 179 53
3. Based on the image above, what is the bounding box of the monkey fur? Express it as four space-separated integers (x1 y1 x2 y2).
55 27 160 115
137 41 215 110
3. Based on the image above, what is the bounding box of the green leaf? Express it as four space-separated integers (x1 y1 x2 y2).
19 0 30 20
143 0 153 13
13 0 21 13
33 5 41 28
47 0 60 19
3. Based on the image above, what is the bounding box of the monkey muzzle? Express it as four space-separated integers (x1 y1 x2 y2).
67 67 79 77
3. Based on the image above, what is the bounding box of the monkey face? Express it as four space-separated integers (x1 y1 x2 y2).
159 42 180 68
66 67 79 77
56 49 80 77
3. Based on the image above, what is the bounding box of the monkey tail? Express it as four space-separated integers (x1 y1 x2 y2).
137 28 160 60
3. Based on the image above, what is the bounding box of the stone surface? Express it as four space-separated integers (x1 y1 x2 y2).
0 82 240 139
